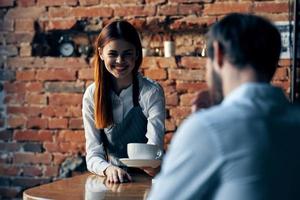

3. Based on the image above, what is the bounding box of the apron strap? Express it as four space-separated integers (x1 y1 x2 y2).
132 74 140 107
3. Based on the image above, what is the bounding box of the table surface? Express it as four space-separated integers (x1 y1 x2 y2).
23 172 152 200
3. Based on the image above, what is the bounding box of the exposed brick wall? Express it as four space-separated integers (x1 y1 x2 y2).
0 0 290 198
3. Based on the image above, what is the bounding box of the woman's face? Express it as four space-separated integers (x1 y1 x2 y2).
100 39 137 80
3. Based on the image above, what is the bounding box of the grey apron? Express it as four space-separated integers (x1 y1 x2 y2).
102 80 148 166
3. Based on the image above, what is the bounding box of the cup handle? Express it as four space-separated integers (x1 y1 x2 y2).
155 149 163 160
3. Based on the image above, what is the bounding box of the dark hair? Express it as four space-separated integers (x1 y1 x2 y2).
93 20 143 129
207 13 282 82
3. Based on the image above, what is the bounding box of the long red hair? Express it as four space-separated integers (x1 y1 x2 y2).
93 20 143 129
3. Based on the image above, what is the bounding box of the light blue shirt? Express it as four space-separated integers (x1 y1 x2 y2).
148 83 300 200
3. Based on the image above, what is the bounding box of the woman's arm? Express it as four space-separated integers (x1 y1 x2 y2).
144 84 166 150
82 85 110 176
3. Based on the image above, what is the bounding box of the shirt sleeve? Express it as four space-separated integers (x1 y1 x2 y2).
147 113 223 200
82 85 110 176
144 84 166 150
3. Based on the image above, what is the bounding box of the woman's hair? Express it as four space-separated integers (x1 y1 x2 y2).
93 20 143 129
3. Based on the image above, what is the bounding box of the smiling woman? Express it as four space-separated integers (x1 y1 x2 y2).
82 20 166 184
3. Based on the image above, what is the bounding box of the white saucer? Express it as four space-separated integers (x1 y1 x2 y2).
119 158 161 168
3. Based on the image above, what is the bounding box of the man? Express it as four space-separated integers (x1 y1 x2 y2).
148 13 300 200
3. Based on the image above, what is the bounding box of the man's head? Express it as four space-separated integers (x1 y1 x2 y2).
205 13 282 102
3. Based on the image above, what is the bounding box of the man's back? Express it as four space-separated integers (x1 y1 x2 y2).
148 83 300 200
204 83 300 200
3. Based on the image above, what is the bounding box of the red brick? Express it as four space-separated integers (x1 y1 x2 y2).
5 33 34 44
170 16 217 30
0 45 18 56
69 118 84 129
204 3 251 15
176 81 208 92
78 68 93 80
178 4 203 15
181 57 206 69
169 106 191 120
123 19 144 31
4 94 25 105
5 7 45 19
44 165 59 177
45 57 89 68
7 106 43 117
18 0 35 7
79 0 99 6
13 152 52 164
158 5 178 16
15 19 35 32
26 82 43 92
0 165 20 176
27 117 48 129
180 93 196 106
48 7 71 18
57 130 85 142
44 142 60 153
101 0 142 4
48 118 68 129
37 0 77 6
48 93 83 106
23 166 43 177
170 0 210 2
159 80 176 94
142 57 177 69
53 153 67 165
71 6 113 18
169 69 205 81
7 57 44 69
166 92 179 106
45 19 77 30
146 0 166 4
44 82 84 93
0 0 14 7
260 13 289 22
114 6 156 17
165 119 176 131
0 20 14 32
0 142 21 152
254 2 288 13
279 59 291 67
36 69 76 81
59 142 85 154
273 67 288 81
25 94 47 105
20 43 32 57
14 130 53 142
144 68 167 80
68 106 82 117
16 70 35 81
7 116 26 128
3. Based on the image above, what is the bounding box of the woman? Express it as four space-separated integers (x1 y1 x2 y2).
82 20 165 183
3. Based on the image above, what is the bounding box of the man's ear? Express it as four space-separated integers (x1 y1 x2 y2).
213 41 224 71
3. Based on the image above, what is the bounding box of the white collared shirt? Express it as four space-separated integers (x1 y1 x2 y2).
82 74 165 176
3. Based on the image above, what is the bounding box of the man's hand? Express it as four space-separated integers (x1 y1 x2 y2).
140 166 160 177
104 165 132 183
191 90 212 113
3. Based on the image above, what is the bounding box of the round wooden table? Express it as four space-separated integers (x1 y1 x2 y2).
23 172 152 200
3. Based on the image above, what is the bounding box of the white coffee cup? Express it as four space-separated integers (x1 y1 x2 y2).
127 143 163 160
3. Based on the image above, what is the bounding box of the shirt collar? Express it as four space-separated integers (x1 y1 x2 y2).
222 82 288 106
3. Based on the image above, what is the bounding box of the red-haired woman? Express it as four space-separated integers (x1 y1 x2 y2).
82 20 165 183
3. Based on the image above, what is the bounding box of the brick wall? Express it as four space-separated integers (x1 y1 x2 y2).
0 0 290 198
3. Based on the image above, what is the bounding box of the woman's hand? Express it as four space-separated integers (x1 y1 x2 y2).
141 166 160 177
104 165 132 183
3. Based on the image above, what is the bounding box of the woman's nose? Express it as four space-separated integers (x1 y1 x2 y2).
116 55 123 63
